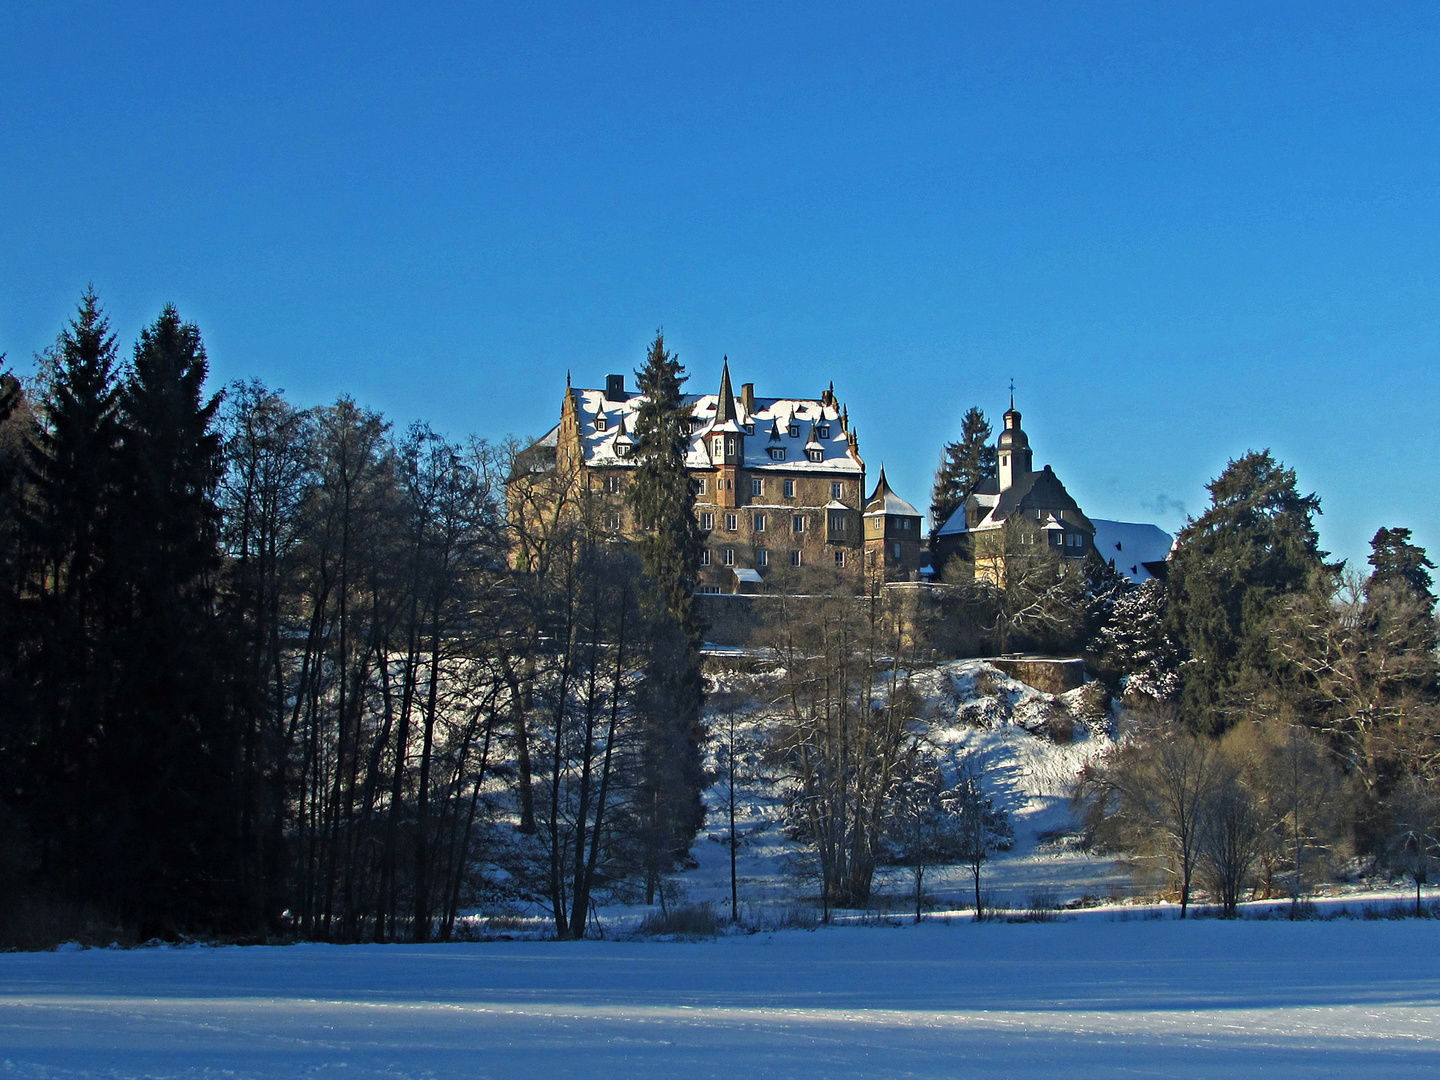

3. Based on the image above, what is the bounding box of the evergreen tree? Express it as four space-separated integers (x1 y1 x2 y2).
101 305 242 930
628 331 704 638
14 289 125 892
1097 578 1181 701
625 330 707 902
1167 450 1331 735
1367 527 1435 610
930 406 995 533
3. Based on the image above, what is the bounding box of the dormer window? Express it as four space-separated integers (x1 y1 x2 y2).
788 424 800 438
616 443 631 458
744 422 754 435
769 447 786 461
595 414 607 432
807 449 822 463
816 425 829 439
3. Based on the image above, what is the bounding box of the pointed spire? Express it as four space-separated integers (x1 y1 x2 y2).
715 356 738 425
567 370 572 389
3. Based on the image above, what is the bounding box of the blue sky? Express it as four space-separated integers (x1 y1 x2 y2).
3 3 1438 568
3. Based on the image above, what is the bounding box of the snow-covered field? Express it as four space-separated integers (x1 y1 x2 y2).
3 920 1439 1078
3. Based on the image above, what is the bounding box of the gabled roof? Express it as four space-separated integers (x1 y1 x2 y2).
971 467 1093 534
1090 519 1175 584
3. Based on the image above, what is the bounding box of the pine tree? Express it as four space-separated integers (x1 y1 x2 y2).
628 331 704 638
930 407 995 533
1167 450 1332 734
1097 578 1181 701
1367 527 1435 610
15 289 126 893
101 304 241 930
625 330 707 902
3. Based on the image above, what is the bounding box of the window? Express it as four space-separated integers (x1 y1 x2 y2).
834 550 846 568
690 418 705 434
751 478 763 496
831 482 842 500
1066 534 1078 548
753 513 766 532
783 479 795 498
700 548 711 566
744 422 754 435
892 543 901 559
871 517 881 532
790 550 802 567
807 449 823 463
828 513 846 533
615 443 630 457
788 423 800 438
726 436 738 456
817 425 829 439
700 512 714 531
603 475 621 494
605 513 621 531
713 436 724 457
697 478 707 495
595 414 607 432
792 515 805 534
698 585 721 594
722 548 735 566
725 513 738 532
757 548 768 567
769 447 786 461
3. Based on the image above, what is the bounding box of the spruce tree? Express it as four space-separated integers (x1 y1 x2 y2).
930 407 995 533
102 304 240 930
1167 450 1332 734
15 289 126 894
628 331 704 638
626 330 707 902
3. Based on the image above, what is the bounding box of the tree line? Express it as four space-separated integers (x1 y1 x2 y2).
931 407 1440 914
0 296 706 941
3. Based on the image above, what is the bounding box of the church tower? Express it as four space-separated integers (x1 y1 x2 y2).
996 396 1032 491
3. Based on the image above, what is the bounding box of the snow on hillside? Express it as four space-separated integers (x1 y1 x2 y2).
677 659 1128 914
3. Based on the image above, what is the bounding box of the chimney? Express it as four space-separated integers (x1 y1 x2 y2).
605 374 625 401
741 382 755 415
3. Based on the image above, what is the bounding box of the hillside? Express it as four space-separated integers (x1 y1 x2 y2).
674 659 1129 916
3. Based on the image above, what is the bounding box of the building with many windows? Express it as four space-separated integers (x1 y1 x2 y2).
512 361 908 593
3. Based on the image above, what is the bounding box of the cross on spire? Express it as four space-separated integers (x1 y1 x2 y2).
1008 377 1015 409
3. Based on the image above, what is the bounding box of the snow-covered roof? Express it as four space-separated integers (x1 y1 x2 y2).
864 467 921 518
574 387 863 474
1090 519 1174 584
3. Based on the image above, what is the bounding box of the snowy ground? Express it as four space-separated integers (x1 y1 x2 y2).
3 919 1439 1078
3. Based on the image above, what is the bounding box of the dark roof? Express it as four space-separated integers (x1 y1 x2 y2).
715 359 738 425
977 467 1093 533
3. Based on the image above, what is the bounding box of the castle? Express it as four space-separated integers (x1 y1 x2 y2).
512 364 1169 594
510 361 923 593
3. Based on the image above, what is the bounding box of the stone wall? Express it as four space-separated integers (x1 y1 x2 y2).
988 657 1085 694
